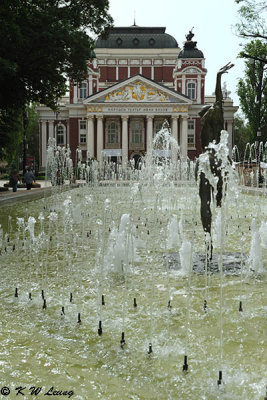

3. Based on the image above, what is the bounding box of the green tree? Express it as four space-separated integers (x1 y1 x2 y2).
237 40 267 143
235 0 267 40
233 114 251 160
0 0 113 111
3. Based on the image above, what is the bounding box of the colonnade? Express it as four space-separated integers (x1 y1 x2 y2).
87 114 189 165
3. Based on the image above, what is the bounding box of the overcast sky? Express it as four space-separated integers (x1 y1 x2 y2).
108 0 247 110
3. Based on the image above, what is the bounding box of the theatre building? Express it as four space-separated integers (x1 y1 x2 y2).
37 26 238 168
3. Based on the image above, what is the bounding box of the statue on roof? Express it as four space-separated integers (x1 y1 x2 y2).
186 28 194 41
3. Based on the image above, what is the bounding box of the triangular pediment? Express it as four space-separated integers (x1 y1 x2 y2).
84 75 192 104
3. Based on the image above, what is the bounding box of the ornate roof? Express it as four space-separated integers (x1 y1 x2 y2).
95 26 178 49
178 29 204 59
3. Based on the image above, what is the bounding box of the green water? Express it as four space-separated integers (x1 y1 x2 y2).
0 184 266 400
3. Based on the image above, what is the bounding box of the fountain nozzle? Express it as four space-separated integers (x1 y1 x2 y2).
98 321 102 336
217 370 223 386
183 355 188 372
120 332 126 348
148 343 153 354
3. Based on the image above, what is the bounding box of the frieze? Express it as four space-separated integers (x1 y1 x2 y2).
105 81 170 102
87 105 188 114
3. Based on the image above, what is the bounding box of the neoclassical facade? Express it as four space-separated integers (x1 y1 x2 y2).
37 26 238 168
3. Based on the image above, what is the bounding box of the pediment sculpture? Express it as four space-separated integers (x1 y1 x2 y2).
105 81 170 102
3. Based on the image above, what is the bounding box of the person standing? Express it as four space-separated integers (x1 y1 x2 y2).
24 168 35 190
9 169 20 192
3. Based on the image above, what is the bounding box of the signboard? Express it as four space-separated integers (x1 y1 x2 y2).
152 150 172 157
103 149 122 156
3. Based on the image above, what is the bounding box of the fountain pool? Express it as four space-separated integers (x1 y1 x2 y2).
0 176 266 399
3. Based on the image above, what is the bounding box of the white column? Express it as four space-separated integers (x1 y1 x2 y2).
89 75 93 96
146 115 153 155
41 121 47 168
122 116 128 167
87 116 94 158
171 116 178 163
180 116 188 160
227 120 233 156
97 116 104 165
197 75 201 103
73 84 78 103
151 65 154 80
116 65 119 81
48 121 54 139
182 75 186 95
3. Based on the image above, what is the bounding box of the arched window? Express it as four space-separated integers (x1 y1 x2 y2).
187 82 196 99
106 121 119 144
79 82 87 99
56 125 65 145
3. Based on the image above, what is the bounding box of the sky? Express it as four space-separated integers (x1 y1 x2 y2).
108 0 247 111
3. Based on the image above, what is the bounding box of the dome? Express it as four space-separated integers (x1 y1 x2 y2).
95 26 178 49
178 47 204 59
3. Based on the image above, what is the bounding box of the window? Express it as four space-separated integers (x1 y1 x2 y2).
80 133 86 144
187 82 196 100
79 120 87 144
80 120 86 130
56 125 65 145
106 121 119 144
187 119 195 147
79 82 87 99
131 120 143 144
153 119 165 137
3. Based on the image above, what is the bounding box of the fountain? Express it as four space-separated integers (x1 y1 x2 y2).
0 123 266 399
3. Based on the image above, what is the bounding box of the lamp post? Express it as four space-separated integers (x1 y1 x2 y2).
22 108 28 176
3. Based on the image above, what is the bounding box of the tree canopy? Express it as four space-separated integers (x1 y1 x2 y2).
0 0 113 110
237 40 267 143
235 0 267 40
